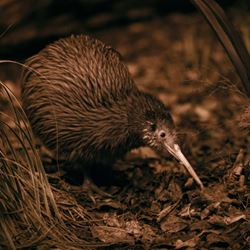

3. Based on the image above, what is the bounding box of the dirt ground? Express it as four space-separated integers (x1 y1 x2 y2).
1 9 250 250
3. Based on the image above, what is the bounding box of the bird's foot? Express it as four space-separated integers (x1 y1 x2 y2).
81 177 112 202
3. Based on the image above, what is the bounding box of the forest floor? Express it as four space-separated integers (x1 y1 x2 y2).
1 10 250 250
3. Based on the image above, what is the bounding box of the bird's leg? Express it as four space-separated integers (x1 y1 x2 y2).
81 175 113 199
86 161 128 187
61 161 112 198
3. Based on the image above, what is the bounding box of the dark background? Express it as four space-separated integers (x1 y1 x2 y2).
0 0 248 59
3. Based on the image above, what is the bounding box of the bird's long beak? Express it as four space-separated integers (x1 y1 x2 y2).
164 142 204 189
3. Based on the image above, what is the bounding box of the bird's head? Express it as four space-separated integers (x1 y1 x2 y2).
142 109 177 154
133 94 204 189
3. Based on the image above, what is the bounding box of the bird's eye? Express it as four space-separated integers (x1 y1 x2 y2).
159 131 166 138
150 123 157 131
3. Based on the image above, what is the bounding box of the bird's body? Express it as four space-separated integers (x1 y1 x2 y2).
21 35 203 188
22 35 167 164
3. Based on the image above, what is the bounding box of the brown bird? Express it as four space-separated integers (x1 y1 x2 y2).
21 35 203 189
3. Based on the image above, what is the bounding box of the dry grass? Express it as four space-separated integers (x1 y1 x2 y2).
0 81 100 249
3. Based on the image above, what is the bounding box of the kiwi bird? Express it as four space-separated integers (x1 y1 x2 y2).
21 35 203 189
